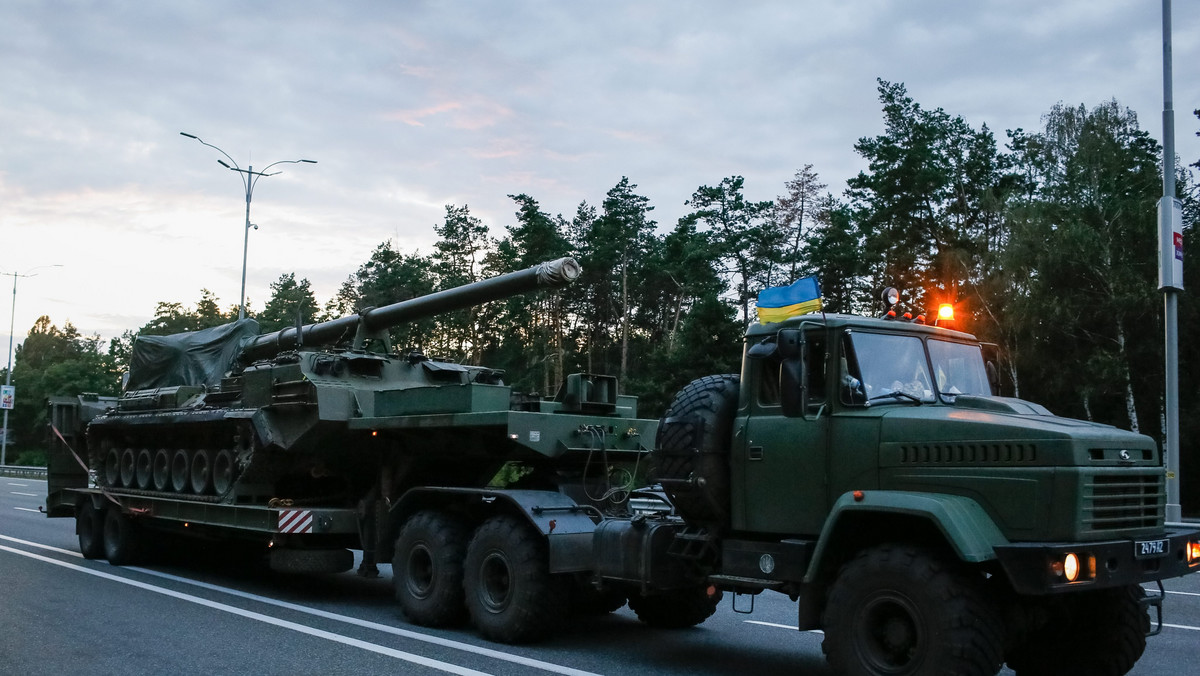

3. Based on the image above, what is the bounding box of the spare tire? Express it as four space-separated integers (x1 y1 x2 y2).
653 374 740 529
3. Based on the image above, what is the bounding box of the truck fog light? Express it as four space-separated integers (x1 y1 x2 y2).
1063 553 1080 582
1189 541 1200 564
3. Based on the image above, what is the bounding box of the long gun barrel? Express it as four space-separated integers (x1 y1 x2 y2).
240 257 581 362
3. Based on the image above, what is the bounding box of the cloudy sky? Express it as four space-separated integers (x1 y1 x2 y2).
2 1 1197 359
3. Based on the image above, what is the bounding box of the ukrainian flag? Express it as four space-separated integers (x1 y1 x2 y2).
756 276 823 323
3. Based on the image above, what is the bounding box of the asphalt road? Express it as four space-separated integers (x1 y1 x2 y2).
2 479 1197 676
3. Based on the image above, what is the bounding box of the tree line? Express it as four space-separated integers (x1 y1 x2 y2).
5 80 1200 511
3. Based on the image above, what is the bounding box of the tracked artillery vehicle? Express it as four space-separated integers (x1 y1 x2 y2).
49 257 659 583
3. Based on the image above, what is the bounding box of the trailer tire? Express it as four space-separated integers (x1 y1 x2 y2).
822 544 1004 676
1006 584 1147 676
653 374 740 528
463 515 565 643
77 501 105 559
393 509 470 627
628 586 721 628
103 509 144 566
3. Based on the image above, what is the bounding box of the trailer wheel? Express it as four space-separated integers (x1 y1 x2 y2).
822 544 1004 676
77 501 105 559
628 586 721 628
463 515 565 643
103 509 144 566
1005 584 1147 676
393 509 470 627
653 374 740 528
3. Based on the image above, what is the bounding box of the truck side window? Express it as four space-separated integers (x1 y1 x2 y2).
756 333 827 410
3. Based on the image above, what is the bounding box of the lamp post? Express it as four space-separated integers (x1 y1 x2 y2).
180 132 316 320
2 264 63 466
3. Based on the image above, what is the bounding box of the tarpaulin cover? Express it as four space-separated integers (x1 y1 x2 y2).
127 319 261 390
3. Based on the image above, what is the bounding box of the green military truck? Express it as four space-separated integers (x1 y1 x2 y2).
47 268 1199 676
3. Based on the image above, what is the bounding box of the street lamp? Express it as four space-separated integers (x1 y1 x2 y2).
2 264 63 466
180 132 316 320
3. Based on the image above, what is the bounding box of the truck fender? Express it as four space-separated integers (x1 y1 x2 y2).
805 490 1009 583
391 487 597 573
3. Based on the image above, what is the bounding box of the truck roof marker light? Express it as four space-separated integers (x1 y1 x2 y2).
902 312 912 321
853 490 865 502
914 314 926 325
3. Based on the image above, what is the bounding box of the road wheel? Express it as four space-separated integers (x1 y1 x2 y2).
1006 584 1147 676
152 449 170 491
103 508 143 566
77 501 105 559
103 447 120 487
822 544 1004 676
463 515 565 643
652 374 740 529
119 448 137 487
135 449 153 490
393 509 470 627
190 449 213 495
212 449 236 495
170 449 190 493
628 586 721 628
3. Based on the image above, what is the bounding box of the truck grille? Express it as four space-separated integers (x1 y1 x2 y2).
898 443 1038 464
1081 473 1163 534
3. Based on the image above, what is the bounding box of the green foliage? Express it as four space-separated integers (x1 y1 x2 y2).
257 273 318 334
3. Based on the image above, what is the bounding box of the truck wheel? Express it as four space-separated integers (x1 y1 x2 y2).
1006 585 1147 676
103 509 144 566
463 515 565 643
77 501 105 559
822 544 1004 676
393 509 470 627
628 586 721 628
653 374 740 528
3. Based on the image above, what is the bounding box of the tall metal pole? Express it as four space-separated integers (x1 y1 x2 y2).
2 271 16 466
1160 0 1182 525
180 133 316 321
1 265 61 465
240 165 253 320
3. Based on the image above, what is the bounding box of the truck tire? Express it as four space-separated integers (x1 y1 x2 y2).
628 586 721 628
822 544 1004 676
393 509 470 627
103 509 144 566
1005 584 1147 676
77 501 105 559
463 514 566 643
653 374 740 528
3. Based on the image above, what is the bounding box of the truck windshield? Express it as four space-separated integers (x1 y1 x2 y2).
850 333 936 404
927 339 990 398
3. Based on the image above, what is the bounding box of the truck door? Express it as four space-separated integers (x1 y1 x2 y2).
733 331 829 535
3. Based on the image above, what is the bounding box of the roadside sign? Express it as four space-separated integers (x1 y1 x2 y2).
0 386 13 410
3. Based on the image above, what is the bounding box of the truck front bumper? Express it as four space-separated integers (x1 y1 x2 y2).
994 526 1200 595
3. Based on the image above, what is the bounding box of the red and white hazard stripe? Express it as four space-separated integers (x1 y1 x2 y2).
277 509 313 534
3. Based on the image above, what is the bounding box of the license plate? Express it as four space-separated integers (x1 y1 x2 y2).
1134 538 1169 559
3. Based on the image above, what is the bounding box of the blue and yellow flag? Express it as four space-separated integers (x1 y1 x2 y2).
756 276 823 323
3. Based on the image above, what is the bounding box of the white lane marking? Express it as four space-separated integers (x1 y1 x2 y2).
10 492 37 497
744 620 823 634
1166 590 1200 597
132 567 604 676
0 533 601 676
1164 623 1200 632
0 534 80 556
14 507 41 513
7 482 29 486
0 544 491 676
